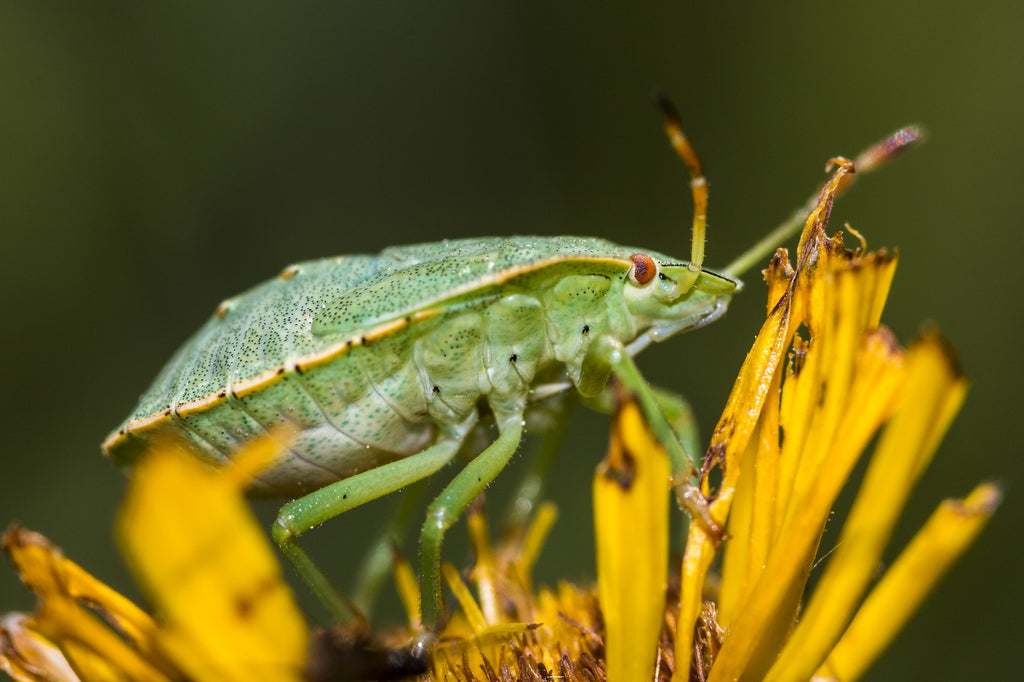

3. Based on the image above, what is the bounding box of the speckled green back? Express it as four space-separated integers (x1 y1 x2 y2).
126 236 683 423
312 236 679 334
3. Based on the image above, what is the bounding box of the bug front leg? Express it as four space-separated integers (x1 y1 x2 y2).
582 382 702 467
586 336 722 538
273 439 461 622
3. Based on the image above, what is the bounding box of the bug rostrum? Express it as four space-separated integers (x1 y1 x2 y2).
103 96 919 637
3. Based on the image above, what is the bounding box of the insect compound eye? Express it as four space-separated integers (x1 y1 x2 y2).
629 253 658 286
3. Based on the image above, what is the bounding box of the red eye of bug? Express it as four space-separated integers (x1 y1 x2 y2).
629 253 657 285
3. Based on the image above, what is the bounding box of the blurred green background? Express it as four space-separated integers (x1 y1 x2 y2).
1 2 1020 679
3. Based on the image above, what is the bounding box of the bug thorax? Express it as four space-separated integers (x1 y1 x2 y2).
622 255 739 342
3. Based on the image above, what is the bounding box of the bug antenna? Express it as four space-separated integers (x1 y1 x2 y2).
654 92 706 297
721 124 924 278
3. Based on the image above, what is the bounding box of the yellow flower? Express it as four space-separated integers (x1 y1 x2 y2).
380 156 998 681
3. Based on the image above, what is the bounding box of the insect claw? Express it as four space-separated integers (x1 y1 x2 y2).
676 484 724 543
410 629 437 658
824 155 855 173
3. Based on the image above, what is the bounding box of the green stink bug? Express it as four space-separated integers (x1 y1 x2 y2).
103 98 918 635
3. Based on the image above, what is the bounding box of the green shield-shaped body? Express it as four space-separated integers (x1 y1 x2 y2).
104 235 736 496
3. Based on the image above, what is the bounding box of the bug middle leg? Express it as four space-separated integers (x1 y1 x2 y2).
273 438 461 622
501 394 577 533
419 417 524 631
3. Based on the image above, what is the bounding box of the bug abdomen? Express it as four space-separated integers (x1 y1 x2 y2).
251 297 549 491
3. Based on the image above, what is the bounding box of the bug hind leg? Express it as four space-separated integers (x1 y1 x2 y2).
273 438 462 623
348 478 429 618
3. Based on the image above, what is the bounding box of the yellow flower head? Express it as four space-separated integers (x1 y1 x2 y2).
382 151 1000 681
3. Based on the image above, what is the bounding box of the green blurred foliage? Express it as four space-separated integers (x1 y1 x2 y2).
1 3 1020 679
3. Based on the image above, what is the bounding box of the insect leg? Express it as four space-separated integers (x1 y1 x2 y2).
419 417 524 630
273 438 462 622
588 337 722 537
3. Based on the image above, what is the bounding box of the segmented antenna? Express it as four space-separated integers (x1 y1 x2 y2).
722 125 923 278
654 93 707 297
652 93 922 283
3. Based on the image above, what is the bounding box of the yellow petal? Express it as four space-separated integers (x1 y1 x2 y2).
116 434 307 682
1 613 85 682
2 527 173 682
442 562 488 634
818 482 1001 681
675 526 722 682
595 396 670 682
743 364 783 600
392 551 422 632
764 332 967 681
716 432 755 626
467 511 501 626
513 501 558 597
32 599 169 682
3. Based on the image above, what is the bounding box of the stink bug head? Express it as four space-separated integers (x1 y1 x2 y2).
623 258 738 347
